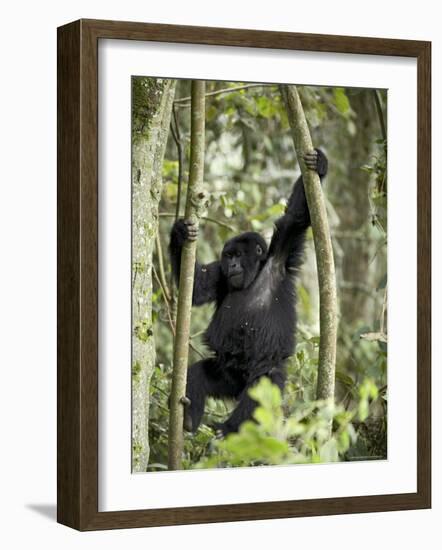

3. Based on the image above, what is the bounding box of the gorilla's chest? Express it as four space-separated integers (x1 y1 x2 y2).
204 273 296 359
205 302 269 358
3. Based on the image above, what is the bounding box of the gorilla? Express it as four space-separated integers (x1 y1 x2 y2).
169 149 328 435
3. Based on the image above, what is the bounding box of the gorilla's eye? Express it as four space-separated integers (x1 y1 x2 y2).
256 245 263 256
236 251 242 257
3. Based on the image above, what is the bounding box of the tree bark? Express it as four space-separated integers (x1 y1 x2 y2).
131 77 176 472
280 85 338 404
168 81 206 470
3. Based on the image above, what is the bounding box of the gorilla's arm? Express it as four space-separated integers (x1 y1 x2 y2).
268 148 328 270
169 219 224 306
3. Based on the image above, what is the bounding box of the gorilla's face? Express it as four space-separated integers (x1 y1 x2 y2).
221 232 268 290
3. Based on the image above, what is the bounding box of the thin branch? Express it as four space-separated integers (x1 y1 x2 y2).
372 90 387 143
168 80 206 471
170 104 185 220
203 216 236 231
153 266 205 362
280 85 338 413
155 232 171 303
190 329 206 339
189 343 205 360
159 212 237 232
151 383 170 400
152 265 175 334
380 285 388 336
174 83 275 105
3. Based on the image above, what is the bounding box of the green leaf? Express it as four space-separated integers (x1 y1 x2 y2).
358 379 379 421
335 370 355 390
256 96 277 118
253 407 273 431
249 377 282 409
266 203 286 217
333 88 350 115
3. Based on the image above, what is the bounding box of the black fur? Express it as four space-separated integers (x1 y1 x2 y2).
169 149 328 435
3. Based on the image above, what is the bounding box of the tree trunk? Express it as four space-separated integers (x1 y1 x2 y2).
280 85 338 405
338 90 377 325
132 77 176 472
168 81 206 470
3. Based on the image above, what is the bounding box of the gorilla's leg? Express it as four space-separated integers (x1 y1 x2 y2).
183 359 243 432
217 367 286 436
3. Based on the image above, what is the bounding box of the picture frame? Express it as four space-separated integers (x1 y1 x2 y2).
57 18 431 531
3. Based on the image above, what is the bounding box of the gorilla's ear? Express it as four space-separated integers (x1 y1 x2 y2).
256 244 263 256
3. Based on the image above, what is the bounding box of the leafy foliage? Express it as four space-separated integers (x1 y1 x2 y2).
142 81 388 470
194 377 380 468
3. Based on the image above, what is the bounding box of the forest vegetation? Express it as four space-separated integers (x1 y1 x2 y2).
131 78 387 472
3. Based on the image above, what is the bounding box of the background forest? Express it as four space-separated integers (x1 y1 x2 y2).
132 78 388 472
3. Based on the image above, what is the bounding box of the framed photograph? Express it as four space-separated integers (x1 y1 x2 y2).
57 19 431 530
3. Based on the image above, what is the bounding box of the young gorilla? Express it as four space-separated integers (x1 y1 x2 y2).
169 149 328 436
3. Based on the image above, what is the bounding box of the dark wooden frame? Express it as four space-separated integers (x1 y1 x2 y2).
57 18 431 531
